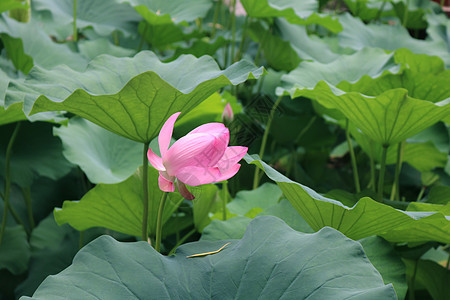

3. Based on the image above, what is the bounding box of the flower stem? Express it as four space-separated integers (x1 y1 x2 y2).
409 259 418 300
235 16 249 62
73 0 77 42
168 228 196 256
142 142 150 242
211 0 223 38
253 96 283 189
0 122 21 247
230 0 237 65
137 23 149 52
369 147 376 192
345 119 360 193
222 181 228 221
416 186 426 202
402 0 410 28
21 187 35 231
390 141 405 201
155 192 169 253
377 144 389 202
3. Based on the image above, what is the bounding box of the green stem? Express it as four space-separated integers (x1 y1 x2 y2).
222 181 228 221
294 116 317 144
390 141 405 201
402 0 410 28
441 0 445 7
0 122 21 247
345 119 360 193
137 22 149 52
416 186 426 202
73 0 77 42
211 0 222 38
235 16 249 62
374 0 387 22
230 0 237 65
253 96 283 189
21 187 35 230
409 259 418 300
8 205 25 232
369 150 376 192
112 30 119 46
142 142 150 242
168 228 196 256
155 192 169 253
377 144 389 202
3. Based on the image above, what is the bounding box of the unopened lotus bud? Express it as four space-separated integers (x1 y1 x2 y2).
222 103 234 123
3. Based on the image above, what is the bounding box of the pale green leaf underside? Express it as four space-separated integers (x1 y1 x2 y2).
245 154 450 244
286 83 449 145
25 216 396 299
122 0 212 24
0 15 88 72
54 166 183 237
7 51 264 143
278 47 400 94
241 0 343 33
54 117 142 184
338 13 450 66
33 0 140 36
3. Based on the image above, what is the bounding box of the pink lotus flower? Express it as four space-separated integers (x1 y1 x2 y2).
147 112 247 200
222 103 234 123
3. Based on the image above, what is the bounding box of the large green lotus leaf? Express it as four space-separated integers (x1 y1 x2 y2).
248 22 300 71
0 226 30 275
427 185 450 204
54 166 183 237
173 91 242 136
241 0 342 33
407 202 450 215
170 36 227 61
0 0 28 14
0 102 27 126
404 259 450 300
121 0 211 25
275 19 341 63
24 216 396 299
245 154 450 244
201 216 252 241
351 121 448 171
343 0 395 21
227 183 282 216
391 0 440 29
33 0 140 37
0 15 87 73
203 215 405 299
8 51 264 143
426 12 450 50
202 198 314 241
192 183 219 232
278 47 400 95
0 122 73 187
353 128 448 172
290 83 449 145
359 236 407 300
339 49 450 103
137 19 197 48
54 117 142 184
78 39 135 61
337 13 450 66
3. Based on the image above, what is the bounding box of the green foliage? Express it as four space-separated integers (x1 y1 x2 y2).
0 0 449 298
25 217 396 299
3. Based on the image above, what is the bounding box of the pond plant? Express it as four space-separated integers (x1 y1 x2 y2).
0 0 449 299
